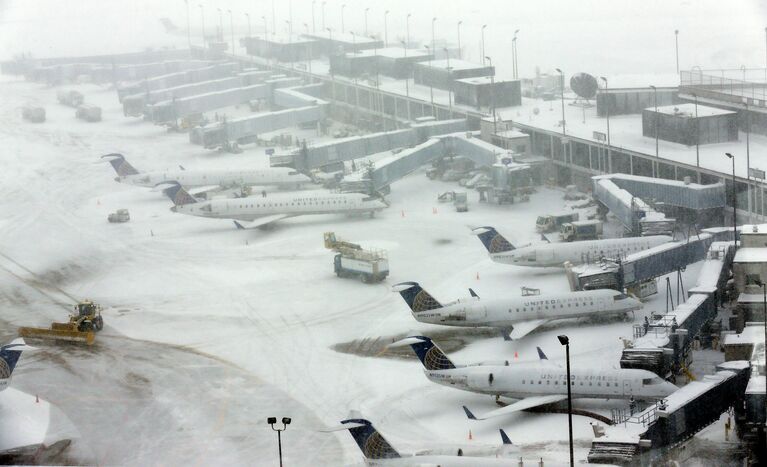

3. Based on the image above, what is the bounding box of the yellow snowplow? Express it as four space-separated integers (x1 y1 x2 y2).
18 301 104 345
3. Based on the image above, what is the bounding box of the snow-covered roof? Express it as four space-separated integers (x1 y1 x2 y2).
647 103 736 118
454 76 516 85
417 59 488 72
351 47 431 59
723 323 766 346
495 129 529 139
734 247 767 263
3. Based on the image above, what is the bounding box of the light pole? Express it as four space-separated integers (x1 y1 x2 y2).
726 152 738 247
267 416 291 467
216 7 223 42
650 84 659 177
755 280 767 439
244 13 251 39
675 29 680 74
457 21 463 59
227 9 234 54
486 55 496 135
692 93 699 173
262 15 268 39
327 27 335 100
600 76 611 172
271 0 276 37
384 10 390 47
445 47 453 115
341 4 346 34
481 24 487 65
406 13 411 48
198 4 206 46
424 44 435 116
401 40 412 121
364 8 369 36
745 100 753 221
558 335 574 467
321 1 326 30
184 0 191 49
431 17 437 56
311 0 316 33
512 29 520 79
556 68 566 136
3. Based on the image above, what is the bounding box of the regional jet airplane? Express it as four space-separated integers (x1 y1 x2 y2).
393 336 677 420
101 153 311 192
393 282 641 340
473 226 672 267
323 411 524 466
162 182 388 229
0 339 33 392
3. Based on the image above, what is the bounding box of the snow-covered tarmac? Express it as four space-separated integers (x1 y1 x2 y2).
0 77 704 465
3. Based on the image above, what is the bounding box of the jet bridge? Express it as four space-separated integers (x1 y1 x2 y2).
275 119 468 171
146 84 270 124
588 361 750 465
592 174 725 236
116 61 238 101
619 240 735 377
341 132 523 192
188 83 328 149
122 76 242 117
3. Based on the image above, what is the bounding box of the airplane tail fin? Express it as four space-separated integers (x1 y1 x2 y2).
326 413 401 460
472 227 515 253
1 338 33 377
391 282 442 313
391 336 456 371
101 153 140 176
499 428 513 445
158 181 198 206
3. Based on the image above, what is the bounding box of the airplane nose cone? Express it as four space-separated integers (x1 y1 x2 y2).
170 206 177 213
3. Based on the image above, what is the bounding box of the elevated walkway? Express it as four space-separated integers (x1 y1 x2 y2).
588 361 751 465
276 118 468 171
341 132 523 192
592 174 725 235
189 83 329 149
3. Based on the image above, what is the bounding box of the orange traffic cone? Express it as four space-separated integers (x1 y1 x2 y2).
35 394 39 403
468 429 473 440
514 351 519 359
432 207 438 214
476 272 480 280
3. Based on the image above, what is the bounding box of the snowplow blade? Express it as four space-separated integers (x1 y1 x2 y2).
18 326 95 345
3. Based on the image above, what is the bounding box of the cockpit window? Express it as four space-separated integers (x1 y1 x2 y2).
535 217 545 225
200 204 212 212
614 293 629 301
642 377 662 385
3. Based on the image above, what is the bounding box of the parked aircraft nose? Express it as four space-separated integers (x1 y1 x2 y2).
170 206 177 213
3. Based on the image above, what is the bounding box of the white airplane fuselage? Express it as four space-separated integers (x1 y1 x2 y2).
362 455 522 466
490 236 672 267
117 167 311 189
413 289 641 328
172 191 388 221
424 363 677 401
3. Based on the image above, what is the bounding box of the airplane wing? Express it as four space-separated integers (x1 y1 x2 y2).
233 214 290 229
187 185 222 196
509 319 550 340
464 395 568 420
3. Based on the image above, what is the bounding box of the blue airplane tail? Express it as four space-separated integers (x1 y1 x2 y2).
473 226 515 254
101 153 140 176
392 282 442 313
401 336 456 371
1 339 31 377
160 181 198 206
339 417 401 459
